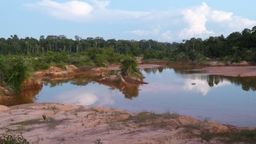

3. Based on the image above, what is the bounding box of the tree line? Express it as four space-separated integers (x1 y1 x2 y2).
1 26 256 62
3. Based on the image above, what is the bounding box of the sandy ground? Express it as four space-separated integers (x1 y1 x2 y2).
203 66 256 77
105 64 163 71
0 103 237 144
142 62 256 77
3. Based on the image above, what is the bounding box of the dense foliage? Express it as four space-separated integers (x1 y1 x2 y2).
0 57 30 93
0 49 125 93
1 26 256 63
1 26 256 92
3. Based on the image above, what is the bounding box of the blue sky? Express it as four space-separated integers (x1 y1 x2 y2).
1 0 256 42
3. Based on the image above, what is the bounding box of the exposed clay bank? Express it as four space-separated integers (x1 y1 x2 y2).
203 66 256 77
1 103 255 144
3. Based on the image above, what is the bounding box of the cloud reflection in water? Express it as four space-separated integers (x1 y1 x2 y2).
48 85 115 106
184 78 231 96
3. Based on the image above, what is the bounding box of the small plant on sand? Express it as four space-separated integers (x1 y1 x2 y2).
0 133 29 144
94 138 103 144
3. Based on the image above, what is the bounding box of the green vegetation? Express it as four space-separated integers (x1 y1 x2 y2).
1 26 256 93
0 57 30 93
120 57 142 79
180 121 256 143
127 112 180 129
199 129 256 143
1 26 256 63
129 112 179 123
12 117 67 130
0 133 29 144
0 49 126 93
223 129 256 143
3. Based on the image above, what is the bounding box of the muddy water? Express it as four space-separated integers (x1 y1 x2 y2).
2 67 256 127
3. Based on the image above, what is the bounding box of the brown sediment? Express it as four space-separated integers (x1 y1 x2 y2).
202 66 256 77
160 61 256 77
32 64 162 80
0 64 160 105
0 103 249 144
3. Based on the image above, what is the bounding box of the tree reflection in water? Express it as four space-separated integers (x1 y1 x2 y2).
2 67 256 106
173 66 256 92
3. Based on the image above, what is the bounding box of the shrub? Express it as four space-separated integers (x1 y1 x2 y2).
0 57 30 93
0 134 29 144
120 57 142 79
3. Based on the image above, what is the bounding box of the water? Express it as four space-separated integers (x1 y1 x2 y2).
3 67 256 127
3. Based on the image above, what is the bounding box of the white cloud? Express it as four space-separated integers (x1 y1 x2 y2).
184 78 230 96
210 10 233 22
56 92 98 106
51 87 115 106
228 17 256 30
28 0 94 21
26 0 149 21
180 2 256 39
26 1 256 41
90 0 110 10
180 3 213 39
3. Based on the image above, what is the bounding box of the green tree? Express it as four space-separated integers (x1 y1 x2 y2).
0 57 30 93
120 57 142 79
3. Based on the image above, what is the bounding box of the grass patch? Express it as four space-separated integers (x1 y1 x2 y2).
200 131 214 142
73 106 87 114
12 117 67 130
217 129 256 143
183 124 201 131
0 133 29 144
12 119 45 126
180 123 256 143
126 112 180 129
178 121 256 143
129 112 179 123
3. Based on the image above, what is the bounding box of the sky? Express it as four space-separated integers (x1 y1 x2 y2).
1 0 256 42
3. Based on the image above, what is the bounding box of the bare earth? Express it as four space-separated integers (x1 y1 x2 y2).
105 64 163 71
0 103 248 144
203 66 256 77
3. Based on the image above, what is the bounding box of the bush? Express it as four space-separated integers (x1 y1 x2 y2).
0 134 29 144
0 57 30 93
120 57 142 78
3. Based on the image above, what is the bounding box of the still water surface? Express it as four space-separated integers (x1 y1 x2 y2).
33 68 256 127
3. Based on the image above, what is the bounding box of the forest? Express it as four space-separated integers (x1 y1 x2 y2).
1 26 256 92
0 26 256 62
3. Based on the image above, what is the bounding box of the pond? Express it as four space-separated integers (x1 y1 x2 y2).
3 67 256 127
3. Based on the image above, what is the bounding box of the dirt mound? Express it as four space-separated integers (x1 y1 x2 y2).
0 86 11 96
65 65 78 73
48 66 63 73
0 105 9 112
34 65 78 78
203 66 256 77
1 103 246 144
